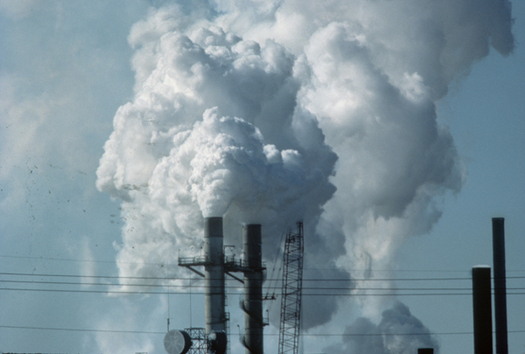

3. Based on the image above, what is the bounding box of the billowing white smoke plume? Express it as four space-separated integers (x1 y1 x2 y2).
96 10 338 291
97 0 514 352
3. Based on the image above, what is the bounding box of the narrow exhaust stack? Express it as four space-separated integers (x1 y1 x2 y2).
472 266 493 354
243 224 264 354
492 217 508 354
179 217 227 354
417 349 434 354
204 217 226 336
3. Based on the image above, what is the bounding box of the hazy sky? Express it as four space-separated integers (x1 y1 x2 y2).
1 1 524 354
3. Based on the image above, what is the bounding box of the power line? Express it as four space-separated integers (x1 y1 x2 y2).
1 270 524 298
0 254 121 265
2 254 525 274
1 272 524 297
1 324 524 337
2 278 525 293
1 286 525 297
0 280 458 291
3 271 525 283
0 324 164 335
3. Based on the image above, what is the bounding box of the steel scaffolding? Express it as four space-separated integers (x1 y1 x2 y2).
185 327 207 354
278 222 304 354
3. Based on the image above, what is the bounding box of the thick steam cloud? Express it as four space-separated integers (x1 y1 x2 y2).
97 14 337 290
96 0 514 352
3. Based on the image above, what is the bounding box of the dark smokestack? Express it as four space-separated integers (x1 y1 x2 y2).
204 217 226 336
243 224 264 354
417 349 434 354
492 217 508 354
472 266 493 354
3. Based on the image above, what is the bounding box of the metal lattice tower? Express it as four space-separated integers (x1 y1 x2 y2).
185 328 207 354
278 222 304 354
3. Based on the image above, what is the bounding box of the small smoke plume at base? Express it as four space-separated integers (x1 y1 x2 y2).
325 301 439 354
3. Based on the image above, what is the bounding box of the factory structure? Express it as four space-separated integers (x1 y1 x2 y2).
161 216 510 354
164 217 269 354
471 218 509 354
0 217 512 354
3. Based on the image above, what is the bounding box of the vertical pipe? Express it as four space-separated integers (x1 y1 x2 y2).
472 266 493 354
492 217 508 354
417 349 434 354
243 224 263 354
204 217 226 337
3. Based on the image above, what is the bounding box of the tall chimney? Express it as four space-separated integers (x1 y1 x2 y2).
492 217 508 354
472 266 493 354
204 217 226 336
417 349 434 354
243 224 264 354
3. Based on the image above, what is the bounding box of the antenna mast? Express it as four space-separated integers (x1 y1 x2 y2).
278 221 304 354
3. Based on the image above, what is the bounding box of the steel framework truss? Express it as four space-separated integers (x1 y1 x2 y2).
278 222 304 354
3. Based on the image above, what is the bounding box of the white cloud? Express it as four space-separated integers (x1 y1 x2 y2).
0 1 515 353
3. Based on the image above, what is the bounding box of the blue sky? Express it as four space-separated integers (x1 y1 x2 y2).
1 1 524 354
398 4 525 352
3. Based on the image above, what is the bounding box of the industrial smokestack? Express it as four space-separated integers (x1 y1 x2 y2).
492 217 508 354
472 266 493 354
204 217 226 336
242 224 264 354
417 349 434 354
